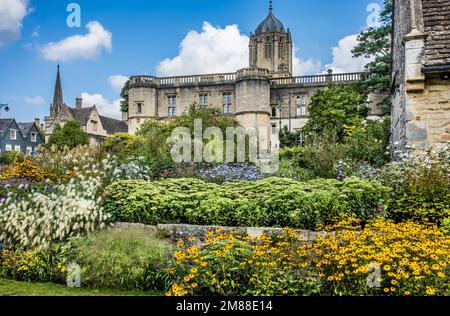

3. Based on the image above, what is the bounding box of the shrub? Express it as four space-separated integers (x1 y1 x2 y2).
380 148 450 225
102 177 390 230
298 218 450 296
63 227 172 291
166 229 321 296
102 133 146 160
0 245 66 283
47 120 89 150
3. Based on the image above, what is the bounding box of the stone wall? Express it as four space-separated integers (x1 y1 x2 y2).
114 222 329 243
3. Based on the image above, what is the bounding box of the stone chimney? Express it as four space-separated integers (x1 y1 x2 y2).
34 118 40 126
76 97 83 109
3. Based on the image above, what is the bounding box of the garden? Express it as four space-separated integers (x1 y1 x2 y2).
0 97 449 297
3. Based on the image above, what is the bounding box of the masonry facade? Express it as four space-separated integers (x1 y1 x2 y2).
126 3 382 151
391 0 450 152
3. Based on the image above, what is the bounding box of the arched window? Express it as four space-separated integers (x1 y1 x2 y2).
279 37 285 59
264 37 272 59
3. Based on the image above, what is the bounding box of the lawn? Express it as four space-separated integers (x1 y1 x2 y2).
0 278 163 296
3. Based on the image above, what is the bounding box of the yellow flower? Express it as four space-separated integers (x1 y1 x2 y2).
190 268 198 274
425 287 436 296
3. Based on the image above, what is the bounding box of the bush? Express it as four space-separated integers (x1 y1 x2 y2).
47 120 89 150
0 245 66 283
380 148 450 225
166 229 321 296
102 177 391 230
63 227 172 291
298 218 450 296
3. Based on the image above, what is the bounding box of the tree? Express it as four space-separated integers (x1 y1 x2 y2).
120 79 130 113
302 85 367 141
279 126 300 148
47 120 89 150
352 0 392 114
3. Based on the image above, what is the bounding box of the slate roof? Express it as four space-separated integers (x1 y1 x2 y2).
255 5 286 34
17 122 35 136
68 107 94 125
423 0 450 66
99 115 128 135
0 119 13 133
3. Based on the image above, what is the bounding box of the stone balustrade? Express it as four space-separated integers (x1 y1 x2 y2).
129 71 362 88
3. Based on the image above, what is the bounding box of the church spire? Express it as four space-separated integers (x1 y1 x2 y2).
52 64 63 117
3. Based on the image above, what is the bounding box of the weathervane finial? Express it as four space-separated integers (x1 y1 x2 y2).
269 0 273 12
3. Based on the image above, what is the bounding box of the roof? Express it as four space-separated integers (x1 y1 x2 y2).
255 6 286 34
68 107 94 125
99 115 128 135
17 122 35 136
0 119 13 133
423 0 450 66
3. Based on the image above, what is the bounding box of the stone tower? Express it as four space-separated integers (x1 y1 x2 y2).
249 0 293 77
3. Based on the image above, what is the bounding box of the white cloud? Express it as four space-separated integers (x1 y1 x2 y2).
80 92 121 120
0 0 29 47
324 34 373 73
108 75 129 93
24 95 45 105
157 22 249 76
40 21 112 62
292 45 322 76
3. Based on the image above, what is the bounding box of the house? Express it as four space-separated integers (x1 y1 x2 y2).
0 118 44 155
44 66 128 146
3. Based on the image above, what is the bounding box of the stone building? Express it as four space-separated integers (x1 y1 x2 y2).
126 2 380 151
391 0 450 152
44 66 128 146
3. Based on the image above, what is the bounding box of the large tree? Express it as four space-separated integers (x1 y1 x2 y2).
120 79 130 113
302 85 367 141
47 120 89 150
352 0 392 113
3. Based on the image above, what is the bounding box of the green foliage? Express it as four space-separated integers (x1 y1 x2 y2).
102 133 146 160
279 126 300 148
0 151 23 165
120 79 130 113
343 119 390 167
102 177 391 230
352 0 392 113
302 85 368 141
63 228 172 291
380 149 450 225
47 120 89 150
0 246 65 283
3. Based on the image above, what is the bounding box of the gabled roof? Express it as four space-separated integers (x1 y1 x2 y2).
17 122 35 136
423 0 450 66
0 119 13 133
99 115 128 135
68 107 95 125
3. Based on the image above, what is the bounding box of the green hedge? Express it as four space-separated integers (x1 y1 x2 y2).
102 177 391 230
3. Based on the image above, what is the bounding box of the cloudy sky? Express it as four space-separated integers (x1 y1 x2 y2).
0 0 383 122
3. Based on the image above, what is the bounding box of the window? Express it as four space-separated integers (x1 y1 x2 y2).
199 94 208 109
271 107 277 117
264 37 272 59
14 145 20 152
10 130 16 140
296 96 307 117
31 133 37 143
279 37 285 59
136 103 143 114
92 121 98 132
5 144 12 152
223 93 232 114
26 146 32 155
168 96 177 116
272 124 277 135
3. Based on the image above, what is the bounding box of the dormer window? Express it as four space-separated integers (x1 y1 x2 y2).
31 133 37 142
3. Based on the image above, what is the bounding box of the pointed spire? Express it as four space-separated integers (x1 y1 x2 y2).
52 64 63 116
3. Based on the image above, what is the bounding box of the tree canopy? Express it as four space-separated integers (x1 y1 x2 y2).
47 120 89 150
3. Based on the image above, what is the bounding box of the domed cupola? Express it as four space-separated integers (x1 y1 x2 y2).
255 2 286 34
249 1 293 76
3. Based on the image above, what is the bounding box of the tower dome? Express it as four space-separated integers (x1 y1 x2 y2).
255 1 286 34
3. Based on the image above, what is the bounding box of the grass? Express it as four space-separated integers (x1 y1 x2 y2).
0 278 163 296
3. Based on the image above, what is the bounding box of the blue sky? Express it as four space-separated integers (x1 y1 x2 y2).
0 0 383 122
